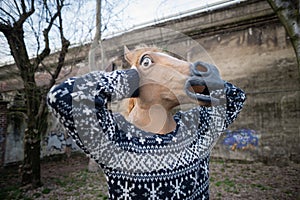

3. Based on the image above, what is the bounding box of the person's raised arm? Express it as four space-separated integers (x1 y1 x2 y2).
47 69 139 156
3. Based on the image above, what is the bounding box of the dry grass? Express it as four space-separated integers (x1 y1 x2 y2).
1 153 299 200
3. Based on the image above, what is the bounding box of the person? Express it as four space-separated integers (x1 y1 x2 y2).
47 46 246 199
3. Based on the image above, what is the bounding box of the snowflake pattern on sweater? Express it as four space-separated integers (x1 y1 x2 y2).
47 69 246 200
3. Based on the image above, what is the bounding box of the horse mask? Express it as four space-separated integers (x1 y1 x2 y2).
123 46 225 134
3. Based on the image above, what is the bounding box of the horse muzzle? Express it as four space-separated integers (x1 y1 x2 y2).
185 61 225 105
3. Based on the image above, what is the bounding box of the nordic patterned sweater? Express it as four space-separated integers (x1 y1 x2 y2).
47 69 246 200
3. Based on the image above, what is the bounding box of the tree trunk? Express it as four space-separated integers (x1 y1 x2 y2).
89 0 103 71
21 90 49 188
22 129 42 187
21 72 43 187
267 0 300 75
293 37 300 75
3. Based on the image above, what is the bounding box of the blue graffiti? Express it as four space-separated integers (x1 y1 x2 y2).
46 131 65 151
45 131 78 151
223 129 259 150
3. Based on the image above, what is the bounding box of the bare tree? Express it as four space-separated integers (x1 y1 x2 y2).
88 0 130 71
267 0 300 74
0 0 70 188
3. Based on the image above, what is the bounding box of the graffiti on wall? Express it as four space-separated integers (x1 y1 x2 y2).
43 128 79 155
44 131 79 151
222 129 259 151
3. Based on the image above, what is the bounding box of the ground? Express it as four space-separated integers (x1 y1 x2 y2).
0 153 299 200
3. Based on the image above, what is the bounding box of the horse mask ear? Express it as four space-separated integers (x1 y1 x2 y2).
124 46 135 66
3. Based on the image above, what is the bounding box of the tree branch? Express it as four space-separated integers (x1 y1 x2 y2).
38 0 70 120
14 0 22 16
0 7 17 25
0 17 11 32
28 16 41 57
40 61 54 77
15 0 35 27
48 0 70 87
267 0 300 75
21 0 26 14
33 1 64 70
268 0 299 39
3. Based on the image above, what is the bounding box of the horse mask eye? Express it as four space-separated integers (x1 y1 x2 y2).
140 56 153 68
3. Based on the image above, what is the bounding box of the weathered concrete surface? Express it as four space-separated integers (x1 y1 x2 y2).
1 0 299 165
210 23 300 164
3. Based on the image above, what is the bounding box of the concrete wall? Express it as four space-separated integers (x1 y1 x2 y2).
207 19 300 164
0 0 299 165
1 94 80 165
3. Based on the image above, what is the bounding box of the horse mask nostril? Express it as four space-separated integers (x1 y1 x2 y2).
185 77 210 95
195 64 207 72
191 61 211 77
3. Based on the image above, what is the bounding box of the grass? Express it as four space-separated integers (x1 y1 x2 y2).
0 185 31 200
0 161 108 199
214 177 239 194
41 188 51 194
250 183 272 191
1 154 299 199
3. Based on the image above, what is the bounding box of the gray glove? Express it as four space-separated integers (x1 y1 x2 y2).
185 61 225 105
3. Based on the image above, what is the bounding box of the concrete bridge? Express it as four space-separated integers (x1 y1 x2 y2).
1 0 299 165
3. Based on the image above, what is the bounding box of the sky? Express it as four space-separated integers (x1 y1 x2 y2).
125 0 216 27
0 0 242 65
106 0 230 36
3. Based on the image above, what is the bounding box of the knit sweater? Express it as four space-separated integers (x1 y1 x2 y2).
47 69 246 200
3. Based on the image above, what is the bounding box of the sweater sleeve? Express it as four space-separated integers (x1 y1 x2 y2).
47 69 139 159
182 81 246 158
221 81 246 129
